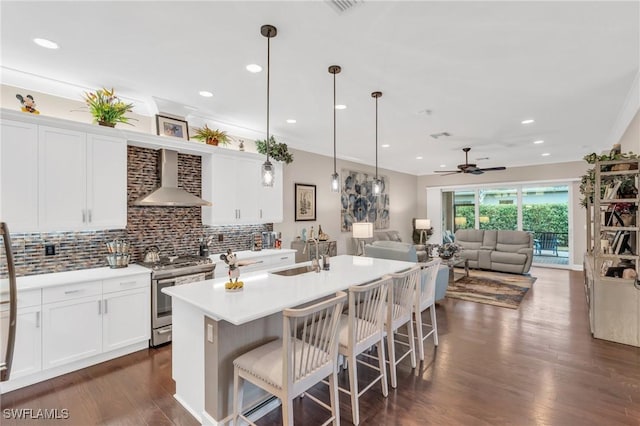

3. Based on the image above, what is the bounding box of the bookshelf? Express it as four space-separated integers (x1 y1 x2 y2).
585 158 639 346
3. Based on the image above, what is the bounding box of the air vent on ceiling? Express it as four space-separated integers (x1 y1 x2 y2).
430 132 451 139
326 0 362 13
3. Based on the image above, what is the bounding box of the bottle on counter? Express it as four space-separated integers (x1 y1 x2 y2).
275 232 282 249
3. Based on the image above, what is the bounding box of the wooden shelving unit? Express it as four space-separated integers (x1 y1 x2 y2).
585 158 640 347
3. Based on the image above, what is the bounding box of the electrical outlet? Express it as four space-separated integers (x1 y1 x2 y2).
218 234 224 242
45 244 56 256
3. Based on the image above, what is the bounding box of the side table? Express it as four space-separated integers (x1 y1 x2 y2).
447 257 469 284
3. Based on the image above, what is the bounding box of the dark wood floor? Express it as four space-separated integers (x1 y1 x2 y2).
2 267 640 425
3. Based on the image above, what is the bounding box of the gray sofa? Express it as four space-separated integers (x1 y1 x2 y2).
455 229 534 274
356 230 428 261
364 240 449 301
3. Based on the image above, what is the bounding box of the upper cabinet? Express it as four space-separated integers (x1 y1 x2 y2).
1 117 127 232
202 150 283 225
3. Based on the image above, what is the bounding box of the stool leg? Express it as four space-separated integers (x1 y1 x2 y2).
348 353 360 425
430 305 439 346
414 310 425 361
329 368 340 426
386 331 397 388
233 367 244 425
282 397 294 426
377 340 389 397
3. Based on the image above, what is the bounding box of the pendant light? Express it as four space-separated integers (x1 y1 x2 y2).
261 24 277 187
329 65 341 192
372 91 382 195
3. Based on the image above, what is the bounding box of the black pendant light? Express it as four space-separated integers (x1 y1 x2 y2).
261 24 277 187
372 91 382 195
329 65 341 192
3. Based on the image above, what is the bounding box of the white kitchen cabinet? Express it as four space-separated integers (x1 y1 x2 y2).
103 286 150 352
86 133 127 229
0 305 42 379
0 119 39 231
39 126 126 231
42 294 103 369
203 151 283 225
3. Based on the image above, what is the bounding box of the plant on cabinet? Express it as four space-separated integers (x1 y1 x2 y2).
82 88 136 127
191 124 230 146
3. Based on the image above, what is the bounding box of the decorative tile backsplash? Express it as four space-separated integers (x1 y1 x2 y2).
3 146 272 277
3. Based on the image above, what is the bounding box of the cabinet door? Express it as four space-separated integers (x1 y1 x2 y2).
103 287 150 352
259 161 283 223
0 306 42 379
236 157 261 222
0 120 39 231
42 295 102 369
38 126 87 230
86 133 127 229
209 154 238 224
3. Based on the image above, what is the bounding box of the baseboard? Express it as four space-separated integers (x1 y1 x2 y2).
1 341 149 394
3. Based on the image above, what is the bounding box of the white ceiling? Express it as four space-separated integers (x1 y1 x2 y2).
1 1 638 176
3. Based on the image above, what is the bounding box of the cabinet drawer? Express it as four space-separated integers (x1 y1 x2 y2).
103 274 149 294
43 281 101 304
242 258 270 273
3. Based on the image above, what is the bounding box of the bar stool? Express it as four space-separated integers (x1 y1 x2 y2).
335 277 390 425
385 266 419 388
415 259 441 360
232 291 347 426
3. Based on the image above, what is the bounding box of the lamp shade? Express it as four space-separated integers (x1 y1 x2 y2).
479 216 490 224
415 219 431 230
352 222 373 239
454 217 467 226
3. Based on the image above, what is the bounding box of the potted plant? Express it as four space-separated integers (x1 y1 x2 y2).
82 88 135 127
191 124 230 146
579 149 638 207
255 136 294 164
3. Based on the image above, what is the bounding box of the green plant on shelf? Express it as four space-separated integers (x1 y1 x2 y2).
82 88 136 126
191 124 230 146
579 150 638 207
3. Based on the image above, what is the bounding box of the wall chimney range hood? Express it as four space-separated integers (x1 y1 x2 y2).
133 149 212 207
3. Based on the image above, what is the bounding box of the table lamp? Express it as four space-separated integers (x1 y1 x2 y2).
352 222 373 255
415 218 431 245
454 217 467 227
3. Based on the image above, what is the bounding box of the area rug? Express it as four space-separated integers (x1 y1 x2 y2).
446 269 536 309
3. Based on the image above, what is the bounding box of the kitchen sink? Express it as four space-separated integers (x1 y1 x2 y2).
270 265 315 276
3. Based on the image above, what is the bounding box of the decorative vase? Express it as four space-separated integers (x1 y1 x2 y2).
98 121 115 128
206 137 219 146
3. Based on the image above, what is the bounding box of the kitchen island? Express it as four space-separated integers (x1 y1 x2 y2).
162 255 415 425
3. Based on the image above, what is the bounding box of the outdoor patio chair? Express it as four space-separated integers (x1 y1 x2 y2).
534 232 559 256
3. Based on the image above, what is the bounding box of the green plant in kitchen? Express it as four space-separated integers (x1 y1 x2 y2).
191 124 230 146
82 87 136 127
255 136 294 164
579 149 638 207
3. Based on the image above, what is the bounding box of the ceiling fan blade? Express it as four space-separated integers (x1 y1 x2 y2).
437 171 461 176
478 166 506 172
434 170 461 174
470 169 484 175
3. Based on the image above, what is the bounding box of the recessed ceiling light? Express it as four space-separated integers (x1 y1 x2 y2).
533 140 544 144
416 156 423 160
521 119 535 124
335 104 347 110
33 38 59 49
381 144 390 148
440 164 446 168
199 91 213 97
541 152 550 156
246 64 262 73
286 119 296 124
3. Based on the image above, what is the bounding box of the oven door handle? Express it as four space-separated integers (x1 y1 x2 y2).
156 278 177 286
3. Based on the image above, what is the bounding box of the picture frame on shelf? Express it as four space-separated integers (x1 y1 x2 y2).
156 115 189 140
295 183 316 221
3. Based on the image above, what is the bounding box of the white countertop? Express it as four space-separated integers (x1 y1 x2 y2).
2 264 151 292
163 255 415 326
209 248 296 261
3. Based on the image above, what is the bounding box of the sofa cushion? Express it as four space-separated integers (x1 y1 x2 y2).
455 229 484 250
372 240 413 250
496 230 533 252
365 241 418 262
482 230 498 249
491 251 527 265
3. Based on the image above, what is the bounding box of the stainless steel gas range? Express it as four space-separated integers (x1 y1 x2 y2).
140 255 215 347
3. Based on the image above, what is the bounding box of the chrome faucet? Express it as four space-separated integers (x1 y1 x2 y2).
310 238 321 272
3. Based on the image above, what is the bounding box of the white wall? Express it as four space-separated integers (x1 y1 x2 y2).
617 109 640 153
274 148 418 255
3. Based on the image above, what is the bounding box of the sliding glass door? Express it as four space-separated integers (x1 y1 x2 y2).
478 187 518 230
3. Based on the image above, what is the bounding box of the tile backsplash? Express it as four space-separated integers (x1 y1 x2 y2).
3 146 272 277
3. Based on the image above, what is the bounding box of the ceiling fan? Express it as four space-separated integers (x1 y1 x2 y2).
435 147 506 176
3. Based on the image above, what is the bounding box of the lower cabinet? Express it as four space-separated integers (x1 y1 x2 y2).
103 287 150 352
42 295 103 369
0 306 42 379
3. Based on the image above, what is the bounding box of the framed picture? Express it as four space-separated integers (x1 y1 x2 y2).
295 183 316 221
156 115 189 140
